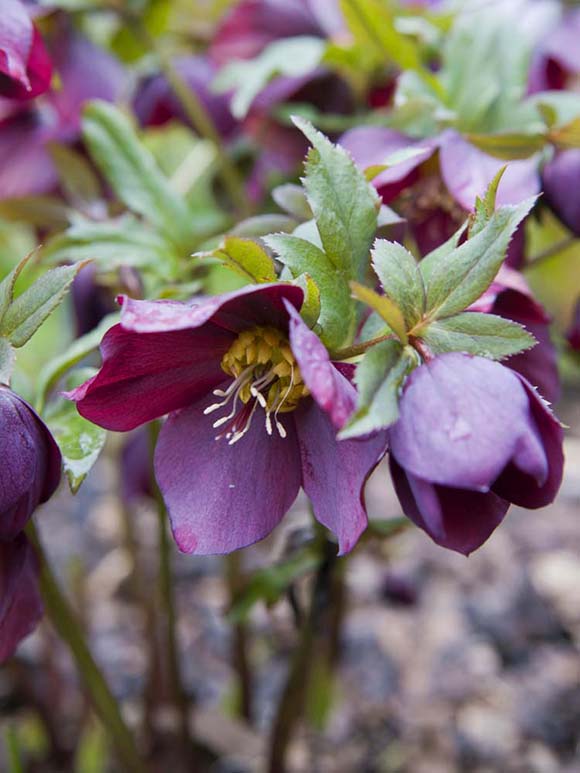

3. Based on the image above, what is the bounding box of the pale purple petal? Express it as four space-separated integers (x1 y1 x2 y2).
542 150 580 236
295 401 387 554
155 395 301 554
0 110 57 199
0 0 52 100
285 301 355 429
0 535 42 662
388 354 544 491
390 457 510 556
439 130 540 210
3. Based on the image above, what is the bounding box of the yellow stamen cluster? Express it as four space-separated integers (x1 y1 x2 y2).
221 326 308 413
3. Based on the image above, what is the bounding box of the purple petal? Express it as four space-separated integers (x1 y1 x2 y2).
0 0 52 100
120 283 304 336
388 354 547 491
134 55 237 139
0 387 61 540
492 377 564 509
567 298 580 351
439 130 540 210
0 535 42 663
121 429 154 504
340 127 434 195
69 323 233 432
295 401 387 554
0 109 57 199
542 150 580 236
155 395 301 554
210 0 322 65
390 457 510 556
285 301 355 429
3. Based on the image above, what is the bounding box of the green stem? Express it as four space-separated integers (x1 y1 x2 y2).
25 522 147 773
148 423 192 753
267 537 339 773
331 332 398 361
130 17 249 218
526 235 577 270
225 553 254 723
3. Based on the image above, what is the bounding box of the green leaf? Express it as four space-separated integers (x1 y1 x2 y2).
371 240 425 328
0 196 70 230
418 312 536 360
82 101 194 249
350 282 408 345
548 117 580 150
264 234 354 350
42 217 180 278
211 237 276 283
340 340 414 439
229 544 320 623
469 166 507 238
214 37 325 119
36 313 119 413
419 220 468 284
272 183 312 220
465 132 546 160
0 251 34 323
293 273 321 329
48 143 102 208
0 337 14 384
230 214 296 238
46 370 107 494
293 117 380 281
0 263 85 348
421 198 535 320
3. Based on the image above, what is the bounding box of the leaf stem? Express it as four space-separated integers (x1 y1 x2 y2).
225 553 254 723
25 522 147 773
332 332 398 361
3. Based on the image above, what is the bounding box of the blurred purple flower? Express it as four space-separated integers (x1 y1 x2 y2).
388 353 564 555
121 428 154 505
0 386 61 541
566 298 580 352
0 24 124 199
133 55 238 140
528 8 580 93
341 127 539 257
69 285 387 555
471 267 560 403
0 534 42 663
542 150 580 237
0 0 52 101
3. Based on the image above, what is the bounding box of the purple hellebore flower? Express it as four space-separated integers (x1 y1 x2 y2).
0 24 124 200
389 353 564 555
0 386 61 541
133 55 238 140
528 8 580 93
470 266 560 403
69 285 387 555
0 0 52 101
0 534 42 663
340 127 539 257
542 149 580 237
566 298 580 352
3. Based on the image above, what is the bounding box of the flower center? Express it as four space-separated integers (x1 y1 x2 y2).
204 326 309 445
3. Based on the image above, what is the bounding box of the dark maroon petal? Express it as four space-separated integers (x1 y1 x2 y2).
566 298 580 351
0 0 52 100
492 377 564 509
120 283 304 335
285 301 355 429
295 401 387 554
389 354 549 491
390 457 510 556
133 55 237 139
439 130 540 210
411 207 463 258
155 395 301 554
0 387 61 540
340 127 434 198
0 535 42 663
210 0 322 65
542 150 580 236
69 323 233 432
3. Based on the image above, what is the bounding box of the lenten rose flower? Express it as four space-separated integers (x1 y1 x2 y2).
528 7 580 93
388 353 564 555
542 150 580 237
69 285 387 555
0 0 52 101
0 534 42 663
0 386 62 541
